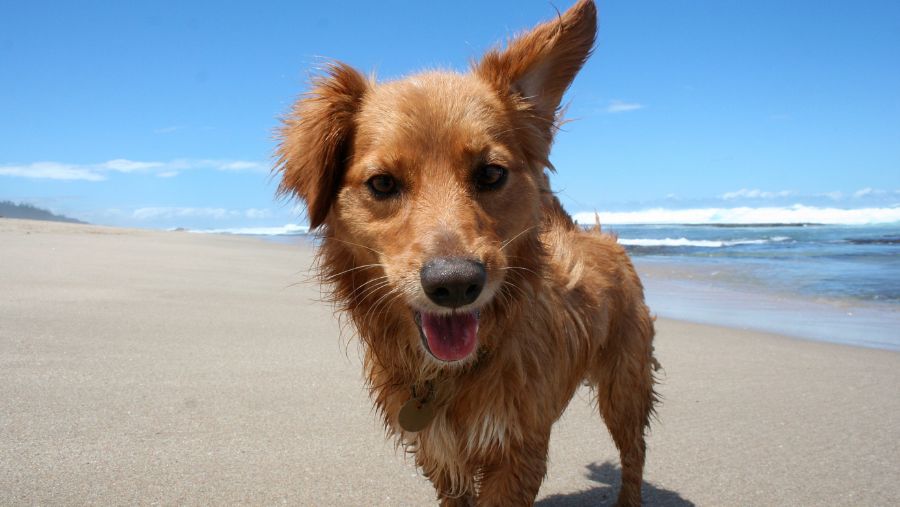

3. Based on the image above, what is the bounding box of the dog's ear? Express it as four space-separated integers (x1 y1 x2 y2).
474 0 596 144
276 62 368 229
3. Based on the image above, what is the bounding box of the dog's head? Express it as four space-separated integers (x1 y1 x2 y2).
277 1 596 364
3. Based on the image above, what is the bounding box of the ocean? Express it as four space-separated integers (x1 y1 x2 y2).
611 224 900 303
191 215 900 350
609 224 900 351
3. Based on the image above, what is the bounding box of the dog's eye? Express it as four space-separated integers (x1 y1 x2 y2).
367 174 399 198
474 164 507 191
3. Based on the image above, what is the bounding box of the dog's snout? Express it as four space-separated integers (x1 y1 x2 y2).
420 257 486 308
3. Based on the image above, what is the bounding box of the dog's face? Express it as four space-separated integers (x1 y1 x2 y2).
336 74 544 362
277 0 596 363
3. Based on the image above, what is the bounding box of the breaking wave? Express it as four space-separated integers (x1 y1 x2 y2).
618 237 791 248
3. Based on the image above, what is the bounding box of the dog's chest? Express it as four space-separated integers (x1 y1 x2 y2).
415 388 516 465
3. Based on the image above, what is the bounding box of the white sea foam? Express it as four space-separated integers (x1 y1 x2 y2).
573 205 900 225
617 237 780 248
188 224 309 236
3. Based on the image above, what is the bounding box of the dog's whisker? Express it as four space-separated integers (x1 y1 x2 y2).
501 277 529 302
350 275 390 293
360 281 401 319
494 285 513 314
499 265 541 279
354 280 393 307
328 237 386 257
362 288 405 332
329 263 387 280
362 291 393 325
284 279 311 290
499 226 537 251
343 284 387 313
347 275 390 298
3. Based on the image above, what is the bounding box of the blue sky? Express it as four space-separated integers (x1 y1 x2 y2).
1 0 898 229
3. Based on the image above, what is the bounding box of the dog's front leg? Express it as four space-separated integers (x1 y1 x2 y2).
429 473 476 507
475 432 551 507
438 493 476 507
417 459 476 507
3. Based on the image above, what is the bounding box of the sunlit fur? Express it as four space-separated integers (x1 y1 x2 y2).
276 1 658 505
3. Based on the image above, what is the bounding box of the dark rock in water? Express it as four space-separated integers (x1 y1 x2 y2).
846 236 900 245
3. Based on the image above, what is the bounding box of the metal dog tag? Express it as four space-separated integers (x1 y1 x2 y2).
399 398 435 432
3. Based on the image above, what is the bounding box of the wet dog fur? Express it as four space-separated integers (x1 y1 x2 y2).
276 1 658 505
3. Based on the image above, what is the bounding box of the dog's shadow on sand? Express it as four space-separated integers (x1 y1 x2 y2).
537 461 694 507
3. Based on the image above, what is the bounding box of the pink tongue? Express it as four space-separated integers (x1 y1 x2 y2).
421 312 479 361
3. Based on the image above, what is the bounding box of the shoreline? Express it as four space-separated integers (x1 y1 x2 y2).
6 218 897 351
2 218 899 505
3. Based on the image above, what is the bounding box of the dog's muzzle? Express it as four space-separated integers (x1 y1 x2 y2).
416 257 486 361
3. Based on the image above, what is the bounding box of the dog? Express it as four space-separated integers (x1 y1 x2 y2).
276 1 658 505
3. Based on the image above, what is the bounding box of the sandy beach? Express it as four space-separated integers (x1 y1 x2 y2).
1 218 898 506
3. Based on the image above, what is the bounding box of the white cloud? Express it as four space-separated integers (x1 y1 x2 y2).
720 188 793 200
132 207 234 220
0 162 106 181
100 159 165 172
606 100 645 113
852 187 891 199
217 161 267 171
573 205 900 226
244 208 272 219
0 158 268 181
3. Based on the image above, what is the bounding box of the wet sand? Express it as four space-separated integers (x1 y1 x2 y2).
636 258 900 350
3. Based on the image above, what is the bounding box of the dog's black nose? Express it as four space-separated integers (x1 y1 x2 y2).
420 257 486 308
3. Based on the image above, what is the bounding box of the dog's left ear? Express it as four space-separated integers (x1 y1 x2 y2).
276 62 368 229
474 0 596 148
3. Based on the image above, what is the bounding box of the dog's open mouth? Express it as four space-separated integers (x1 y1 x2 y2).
415 310 480 362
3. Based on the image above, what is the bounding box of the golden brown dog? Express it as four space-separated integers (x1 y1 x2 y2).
276 1 658 505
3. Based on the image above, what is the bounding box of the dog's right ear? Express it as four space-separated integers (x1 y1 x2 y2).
276 62 368 229
474 0 596 161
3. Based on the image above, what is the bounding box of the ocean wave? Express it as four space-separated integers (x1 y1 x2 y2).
573 205 900 225
188 224 310 236
618 237 790 248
